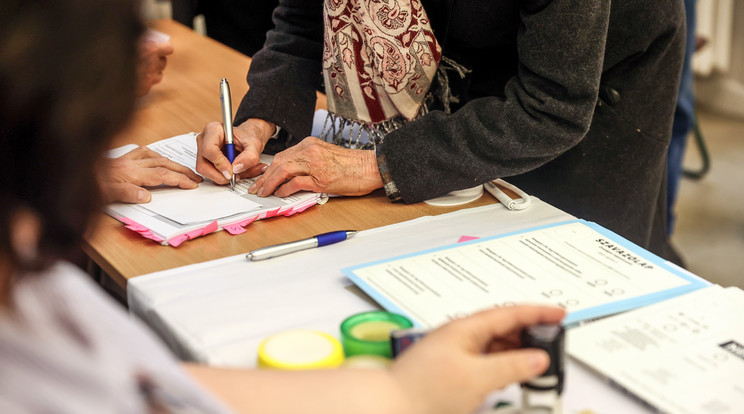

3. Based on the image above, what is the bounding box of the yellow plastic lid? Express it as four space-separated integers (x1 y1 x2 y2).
257 330 345 370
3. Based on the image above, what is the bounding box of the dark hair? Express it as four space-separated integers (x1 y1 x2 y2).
0 0 144 273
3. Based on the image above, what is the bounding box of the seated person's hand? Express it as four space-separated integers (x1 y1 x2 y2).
247 136 383 198
392 305 565 414
99 146 202 204
136 32 174 96
195 118 276 184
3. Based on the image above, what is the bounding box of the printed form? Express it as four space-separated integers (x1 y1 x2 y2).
344 221 707 327
568 285 744 413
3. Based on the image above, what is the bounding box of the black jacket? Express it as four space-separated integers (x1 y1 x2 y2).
235 0 686 259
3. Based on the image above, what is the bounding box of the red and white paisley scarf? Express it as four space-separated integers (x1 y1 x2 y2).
322 0 442 124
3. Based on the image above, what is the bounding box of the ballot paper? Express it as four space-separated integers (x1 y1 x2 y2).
106 133 327 246
568 285 744 413
343 220 709 327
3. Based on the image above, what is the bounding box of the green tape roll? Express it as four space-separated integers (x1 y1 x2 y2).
340 311 413 358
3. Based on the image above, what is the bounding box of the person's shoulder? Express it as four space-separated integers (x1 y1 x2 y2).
44 261 126 312
33 261 159 354
45 261 106 290
45 261 158 335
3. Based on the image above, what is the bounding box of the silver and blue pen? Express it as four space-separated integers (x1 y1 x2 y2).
246 230 358 261
220 78 236 190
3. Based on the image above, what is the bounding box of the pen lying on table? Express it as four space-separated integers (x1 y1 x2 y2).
246 230 358 261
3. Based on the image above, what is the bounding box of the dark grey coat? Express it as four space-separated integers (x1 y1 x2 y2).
235 0 686 260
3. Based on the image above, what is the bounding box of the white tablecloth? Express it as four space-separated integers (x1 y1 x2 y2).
128 199 652 413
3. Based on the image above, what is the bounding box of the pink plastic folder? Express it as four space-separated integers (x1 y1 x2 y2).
109 193 326 246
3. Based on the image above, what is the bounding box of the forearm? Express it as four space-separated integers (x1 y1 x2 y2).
183 363 412 414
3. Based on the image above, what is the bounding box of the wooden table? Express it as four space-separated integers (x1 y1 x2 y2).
83 19 497 292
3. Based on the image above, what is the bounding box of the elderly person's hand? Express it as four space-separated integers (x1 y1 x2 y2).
136 31 173 96
247 136 383 198
99 146 202 204
195 118 276 184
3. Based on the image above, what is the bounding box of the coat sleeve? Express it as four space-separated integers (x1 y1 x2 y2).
379 0 611 203
233 0 324 143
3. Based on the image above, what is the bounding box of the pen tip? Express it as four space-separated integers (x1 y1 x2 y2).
347 230 359 238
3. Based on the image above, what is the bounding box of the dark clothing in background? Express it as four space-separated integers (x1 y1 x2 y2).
172 0 277 56
234 0 686 261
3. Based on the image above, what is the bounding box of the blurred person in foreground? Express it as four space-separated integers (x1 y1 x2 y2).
0 0 564 412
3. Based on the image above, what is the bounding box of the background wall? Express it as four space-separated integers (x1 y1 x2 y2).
695 0 744 119
142 0 170 20
142 0 207 34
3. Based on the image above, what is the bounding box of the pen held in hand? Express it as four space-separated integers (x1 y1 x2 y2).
220 78 236 190
246 230 358 261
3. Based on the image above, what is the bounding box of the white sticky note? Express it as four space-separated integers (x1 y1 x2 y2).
140 182 262 225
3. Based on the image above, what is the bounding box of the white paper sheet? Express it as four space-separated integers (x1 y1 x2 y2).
131 133 263 224
139 182 262 225
568 285 744 413
147 133 200 172
106 144 139 159
344 221 709 327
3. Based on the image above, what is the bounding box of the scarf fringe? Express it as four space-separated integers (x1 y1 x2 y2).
319 56 471 150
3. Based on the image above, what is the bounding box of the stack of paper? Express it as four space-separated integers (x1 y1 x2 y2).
106 133 327 246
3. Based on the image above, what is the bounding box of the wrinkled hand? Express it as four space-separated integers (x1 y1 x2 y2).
196 119 275 184
136 35 173 96
100 146 202 203
248 136 384 198
391 305 566 414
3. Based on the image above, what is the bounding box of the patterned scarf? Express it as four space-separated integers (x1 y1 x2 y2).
322 0 442 125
